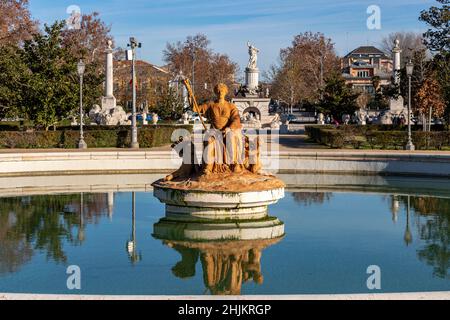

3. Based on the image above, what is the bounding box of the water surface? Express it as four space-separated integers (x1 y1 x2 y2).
0 176 449 295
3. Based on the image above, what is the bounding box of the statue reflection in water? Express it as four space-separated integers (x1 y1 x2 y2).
154 223 283 295
165 239 280 295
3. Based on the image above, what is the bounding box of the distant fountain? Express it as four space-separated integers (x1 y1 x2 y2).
232 42 272 128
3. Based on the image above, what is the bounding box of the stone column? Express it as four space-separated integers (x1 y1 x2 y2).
102 40 117 110
392 39 401 89
389 38 405 113
105 47 114 97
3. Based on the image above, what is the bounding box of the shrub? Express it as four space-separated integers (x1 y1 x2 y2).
0 125 192 149
305 125 450 150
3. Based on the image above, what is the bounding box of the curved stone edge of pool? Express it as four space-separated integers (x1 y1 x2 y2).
0 150 450 177
0 292 449 300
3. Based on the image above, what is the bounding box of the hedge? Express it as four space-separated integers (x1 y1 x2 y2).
305 125 450 150
0 125 192 149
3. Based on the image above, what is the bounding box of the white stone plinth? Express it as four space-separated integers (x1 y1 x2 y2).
153 187 284 211
389 96 405 113
101 96 117 110
245 67 259 91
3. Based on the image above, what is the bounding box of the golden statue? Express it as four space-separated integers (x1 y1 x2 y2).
197 83 245 175
165 81 264 183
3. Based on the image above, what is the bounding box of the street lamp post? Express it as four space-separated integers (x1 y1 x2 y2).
128 37 141 149
77 60 87 149
405 60 415 151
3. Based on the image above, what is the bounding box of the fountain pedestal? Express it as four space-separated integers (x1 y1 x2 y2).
152 173 285 241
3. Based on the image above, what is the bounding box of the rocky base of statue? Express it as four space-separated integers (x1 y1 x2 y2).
89 104 131 125
153 171 285 193
153 172 285 223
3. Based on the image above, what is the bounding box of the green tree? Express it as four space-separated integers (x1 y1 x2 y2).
0 45 30 119
151 87 184 120
419 0 449 53
61 12 110 111
318 73 359 119
20 21 78 130
367 76 389 110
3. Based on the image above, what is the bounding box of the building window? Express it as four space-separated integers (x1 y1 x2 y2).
357 71 369 78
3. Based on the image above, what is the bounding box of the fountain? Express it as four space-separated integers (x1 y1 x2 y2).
152 79 285 241
152 80 285 294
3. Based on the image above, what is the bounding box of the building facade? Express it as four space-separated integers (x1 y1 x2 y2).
113 60 170 111
342 46 393 95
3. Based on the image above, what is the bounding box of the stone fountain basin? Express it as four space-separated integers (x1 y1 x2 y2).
153 186 285 209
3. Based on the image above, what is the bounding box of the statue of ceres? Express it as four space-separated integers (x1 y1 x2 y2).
164 83 264 182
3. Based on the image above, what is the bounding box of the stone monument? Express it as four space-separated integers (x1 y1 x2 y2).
102 40 116 110
232 42 272 128
89 40 130 126
388 39 406 114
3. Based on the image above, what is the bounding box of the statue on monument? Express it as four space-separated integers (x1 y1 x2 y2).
247 41 259 69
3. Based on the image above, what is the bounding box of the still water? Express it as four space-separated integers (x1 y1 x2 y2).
0 176 449 295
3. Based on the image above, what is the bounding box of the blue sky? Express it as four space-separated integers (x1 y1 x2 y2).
29 0 434 73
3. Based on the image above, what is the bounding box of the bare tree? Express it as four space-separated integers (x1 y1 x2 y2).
163 34 238 102
0 0 38 46
61 12 113 67
268 32 340 109
380 32 427 65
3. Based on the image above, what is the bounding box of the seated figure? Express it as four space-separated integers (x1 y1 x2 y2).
165 83 262 182
198 83 245 175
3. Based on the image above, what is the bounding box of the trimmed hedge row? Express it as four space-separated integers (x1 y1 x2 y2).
306 125 450 150
0 125 192 149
